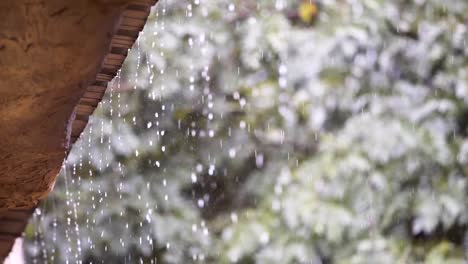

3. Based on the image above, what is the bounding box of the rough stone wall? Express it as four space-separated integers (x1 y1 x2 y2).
0 0 133 208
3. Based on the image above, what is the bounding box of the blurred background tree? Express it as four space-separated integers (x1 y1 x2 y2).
25 0 468 263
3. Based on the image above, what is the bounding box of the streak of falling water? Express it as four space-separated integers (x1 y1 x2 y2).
63 162 72 264
31 206 48 264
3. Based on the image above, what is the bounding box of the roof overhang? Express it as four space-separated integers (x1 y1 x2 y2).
0 0 156 260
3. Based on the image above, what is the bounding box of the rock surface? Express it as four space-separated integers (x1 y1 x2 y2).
0 0 132 208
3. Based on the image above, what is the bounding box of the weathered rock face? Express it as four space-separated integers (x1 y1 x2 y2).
0 0 133 208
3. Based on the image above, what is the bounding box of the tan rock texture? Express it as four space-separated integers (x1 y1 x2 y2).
0 0 146 209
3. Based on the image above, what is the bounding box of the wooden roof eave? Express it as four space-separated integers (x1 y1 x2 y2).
0 0 157 261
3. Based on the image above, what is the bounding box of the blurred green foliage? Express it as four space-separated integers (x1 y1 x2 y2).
25 0 468 263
